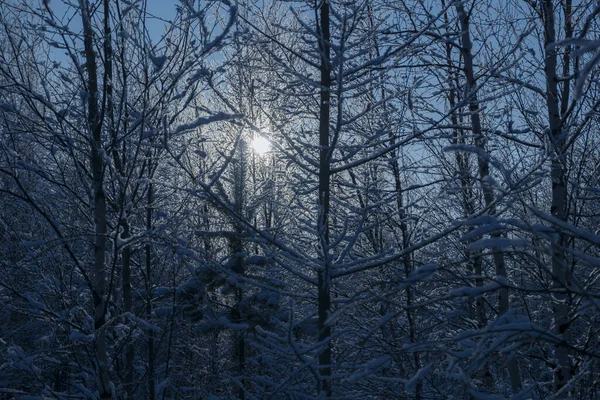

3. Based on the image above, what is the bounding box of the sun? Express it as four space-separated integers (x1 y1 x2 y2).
251 136 271 155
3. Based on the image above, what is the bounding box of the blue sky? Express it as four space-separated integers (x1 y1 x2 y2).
48 0 179 41
45 0 180 65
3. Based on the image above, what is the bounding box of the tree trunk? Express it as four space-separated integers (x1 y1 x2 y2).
391 160 422 399
441 2 491 387
455 3 523 392
146 182 156 400
103 2 135 397
232 139 247 400
79 0 111 397
540 0 571 391
317 0 332 396
122 217 134 400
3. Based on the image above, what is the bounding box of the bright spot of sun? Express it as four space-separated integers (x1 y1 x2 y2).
251 136 271 155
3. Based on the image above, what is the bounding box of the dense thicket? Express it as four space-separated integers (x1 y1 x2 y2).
1 0 600 399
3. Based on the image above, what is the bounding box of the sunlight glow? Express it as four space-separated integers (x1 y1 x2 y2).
251 136 271 155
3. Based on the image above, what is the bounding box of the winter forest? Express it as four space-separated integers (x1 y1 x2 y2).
2 0 600 398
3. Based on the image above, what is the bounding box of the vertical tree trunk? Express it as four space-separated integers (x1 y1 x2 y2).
540 0 571 391
79 0 111 397
122 218 134 400
455 3 523 393
441 2 491 388
366 2 422 391
232 139 247 400
317 0 332 396
103 2 135 397
391 160 422 399
146 182 156 400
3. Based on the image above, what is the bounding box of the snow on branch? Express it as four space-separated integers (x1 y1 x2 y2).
548 38 600 101
172 112 244 135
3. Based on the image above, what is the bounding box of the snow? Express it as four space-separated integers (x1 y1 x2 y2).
172 113 244 135
24 295 45 312
402 263 438 286
347 355 392 382
69 330 94 343
449 282 502 298
149 54 168 72
218 316 248 330
19 240 45 248
2 1 600 398
141 130 155 140
468 389 505 400
469 238 529 250
405 363 433 392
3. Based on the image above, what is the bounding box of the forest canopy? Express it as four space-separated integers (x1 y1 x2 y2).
1 0 600 399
